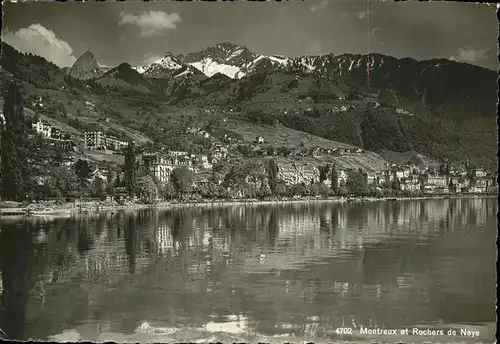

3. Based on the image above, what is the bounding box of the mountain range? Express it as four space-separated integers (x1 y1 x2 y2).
65 42 496 111
0 41 497 170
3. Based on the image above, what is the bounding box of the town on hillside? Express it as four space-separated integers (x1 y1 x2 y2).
0 84 497 205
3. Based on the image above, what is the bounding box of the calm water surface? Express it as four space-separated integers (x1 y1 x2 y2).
0 198 497 342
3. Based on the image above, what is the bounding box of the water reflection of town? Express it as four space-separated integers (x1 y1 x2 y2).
0 198 496 340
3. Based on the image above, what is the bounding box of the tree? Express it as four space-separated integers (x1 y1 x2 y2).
196 180 220 199
275 182 289 197
291 183 307 197
448 177 454 190
161 182 176 200
51 166 80 198
330 165 339 193
307 183 321 197
136 175 157 203
124 140 137 197
266 146 275 156
170 167 195 198
391 177 401 192
75 159 91 180
267 159 279 193
237 145 253 157
347 169 368 195
277 146 291 157
1 82 31 201
318 183 333 197
106 164 116 196
319 164 330 184
258 182 272 199
91 177 106 200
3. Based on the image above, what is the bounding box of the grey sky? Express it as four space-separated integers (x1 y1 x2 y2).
2 0 498 70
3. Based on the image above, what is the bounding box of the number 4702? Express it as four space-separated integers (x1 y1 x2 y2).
335 328 353 334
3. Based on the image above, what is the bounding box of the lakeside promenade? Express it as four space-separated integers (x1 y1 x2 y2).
1 193 497 217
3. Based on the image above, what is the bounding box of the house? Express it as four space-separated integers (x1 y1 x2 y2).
384 170 395 183
426 174 448 187
310 147 321 156
277 163 320 186
84 131 128 151
375 172 387 186
186 126 200 134
169 150 188 157
470 185 487 194
408 174 420 184
366 171 377 185
44 137 73 151
255 136 264 144
197 154 212 169
434 187 450 194
332 169 348 187
142 151 194 183
85 100 95 110
401 181 420 192
394 170 405 180
472 168 487 178
88 168 107 183
332 148 345 156
32 119 52 138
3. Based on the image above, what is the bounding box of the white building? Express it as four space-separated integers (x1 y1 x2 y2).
142 152 194 183
472 168 487 178
32 119 52 138
84 131 128 151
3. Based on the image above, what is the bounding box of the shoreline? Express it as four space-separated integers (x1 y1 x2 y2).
1 193 497 216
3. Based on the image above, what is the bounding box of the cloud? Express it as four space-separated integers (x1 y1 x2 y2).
449 47 490 62
119 10 182 36
141 54 163 65
309 1 328 12
1 24 76 67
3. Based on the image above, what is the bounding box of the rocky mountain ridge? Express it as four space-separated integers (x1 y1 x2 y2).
67 51 106 80
128 42 496 111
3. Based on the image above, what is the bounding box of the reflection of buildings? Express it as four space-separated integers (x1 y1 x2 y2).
154 225 175 254
1 198 494 340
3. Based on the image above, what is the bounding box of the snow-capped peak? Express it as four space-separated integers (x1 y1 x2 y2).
150 54 183 70
133 53 184 75
133 65 149 74
190 57 242 79
226 48 245 62
268 55 290 66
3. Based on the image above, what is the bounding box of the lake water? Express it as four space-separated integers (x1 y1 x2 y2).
0 198 497 343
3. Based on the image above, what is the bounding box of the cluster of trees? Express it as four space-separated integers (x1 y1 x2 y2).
0 43 68 90
1 82 31 201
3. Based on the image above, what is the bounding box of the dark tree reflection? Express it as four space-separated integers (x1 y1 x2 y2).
125 214 137 274
0 222 37 339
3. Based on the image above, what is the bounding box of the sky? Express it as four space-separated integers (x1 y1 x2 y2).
1 0 498 70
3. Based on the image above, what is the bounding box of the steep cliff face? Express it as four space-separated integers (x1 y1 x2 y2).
68 51 104 80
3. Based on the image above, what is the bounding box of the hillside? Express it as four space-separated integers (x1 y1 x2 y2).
1 42 497 171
